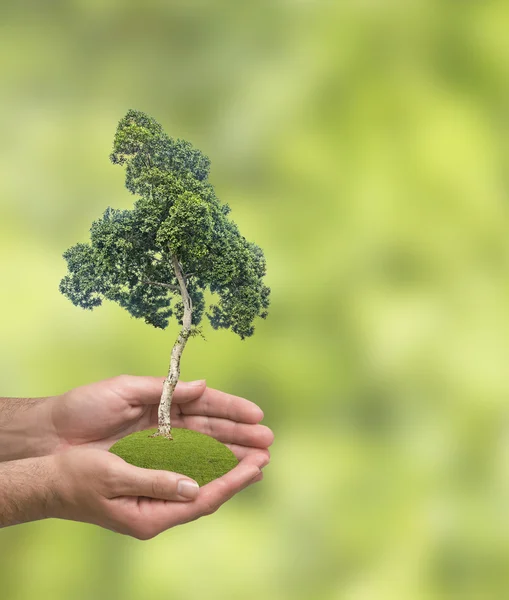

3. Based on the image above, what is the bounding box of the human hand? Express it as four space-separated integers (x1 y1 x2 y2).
50 445 268 539
50 375 273 461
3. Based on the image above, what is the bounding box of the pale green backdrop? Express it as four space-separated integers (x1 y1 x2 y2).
2 1 509 599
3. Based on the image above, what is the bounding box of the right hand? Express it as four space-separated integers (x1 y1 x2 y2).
51 447 268 539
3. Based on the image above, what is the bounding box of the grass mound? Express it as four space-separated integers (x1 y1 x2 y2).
109 428 239 486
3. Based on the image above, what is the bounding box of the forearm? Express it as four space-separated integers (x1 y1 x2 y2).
0 455 59 528
0 396 58 461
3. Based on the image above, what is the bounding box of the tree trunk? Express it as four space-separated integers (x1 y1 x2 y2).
152 255 192 440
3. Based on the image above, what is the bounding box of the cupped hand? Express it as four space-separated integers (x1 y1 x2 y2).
50 375 274 461
52 445 269 539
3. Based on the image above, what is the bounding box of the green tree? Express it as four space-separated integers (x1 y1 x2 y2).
60 110 270 439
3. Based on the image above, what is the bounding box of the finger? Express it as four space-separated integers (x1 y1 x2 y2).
251 471 264 483
226 444 271 462
110 463 200 502
143 452 268 532
172 379 207 403
121 377 206 406
108 375 163 405
174 387 264 424
190 451 268 511
172 415 275 449
195 451 269 514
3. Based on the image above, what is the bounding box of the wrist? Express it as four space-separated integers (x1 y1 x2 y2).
0 455 61 528
0 396 60 461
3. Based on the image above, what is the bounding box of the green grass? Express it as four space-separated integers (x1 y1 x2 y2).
109 428 239 486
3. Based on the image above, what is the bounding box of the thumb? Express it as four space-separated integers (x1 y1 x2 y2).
113 463 200 502
173 379 207 404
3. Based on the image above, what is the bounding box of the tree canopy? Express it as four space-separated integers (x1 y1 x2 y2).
60 109 270 339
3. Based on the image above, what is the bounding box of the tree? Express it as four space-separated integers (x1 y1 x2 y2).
60 110 270 439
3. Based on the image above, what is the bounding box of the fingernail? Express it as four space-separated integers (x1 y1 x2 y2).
178 479 199 499
188 379 205 387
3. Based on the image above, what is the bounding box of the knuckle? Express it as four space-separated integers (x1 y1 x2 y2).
102 461 118 481
106 509 160 541
151 474 172 499
110 374 131 389
151 480 162 498
132 530 151 541
101 464 123 496
202 502 219 517
129 523 156 541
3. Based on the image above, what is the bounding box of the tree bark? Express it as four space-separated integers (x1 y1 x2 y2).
152 255 192 440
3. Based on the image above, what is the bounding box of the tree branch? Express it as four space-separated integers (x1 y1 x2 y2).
172 256 193 318
142 280 180 293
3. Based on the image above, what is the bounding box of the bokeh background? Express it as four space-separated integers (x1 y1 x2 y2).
2 0 509 598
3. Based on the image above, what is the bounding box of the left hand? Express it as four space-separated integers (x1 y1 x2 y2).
48 446 269 539
50 375 274 461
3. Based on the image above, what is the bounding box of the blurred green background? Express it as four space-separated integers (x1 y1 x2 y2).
2 0 509 598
